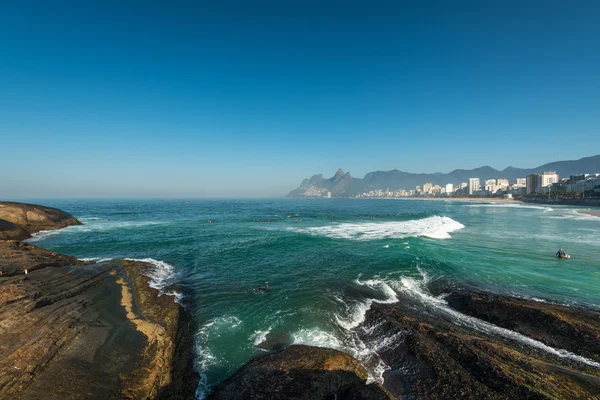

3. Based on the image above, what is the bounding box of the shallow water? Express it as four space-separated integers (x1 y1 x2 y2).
24 198 600 396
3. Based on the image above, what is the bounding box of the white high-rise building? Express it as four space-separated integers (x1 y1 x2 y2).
468 178 480 195
445 183 454 194
538 171 559 187
516 178 526 186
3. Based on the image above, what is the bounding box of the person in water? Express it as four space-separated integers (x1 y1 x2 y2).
556 248 566 258
256 281 269 292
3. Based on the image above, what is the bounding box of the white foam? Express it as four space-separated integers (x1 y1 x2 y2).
292 328 345 349
548 209 600 221
124 258 182 301
288 216 465 241
26 220 165 242
250 326 272 346
383 244 390 248
336 278 399 330
391 275 600 369
465 203 554 212
79 257 113 262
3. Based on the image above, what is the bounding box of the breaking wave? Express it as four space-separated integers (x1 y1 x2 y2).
287 216 465 240
123 258 182 300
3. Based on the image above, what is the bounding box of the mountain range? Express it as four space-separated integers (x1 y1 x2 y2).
287 154 600 197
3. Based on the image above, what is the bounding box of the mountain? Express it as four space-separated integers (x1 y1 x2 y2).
286 155 600 197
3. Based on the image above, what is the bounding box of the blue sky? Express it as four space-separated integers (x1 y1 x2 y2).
1 0 599 197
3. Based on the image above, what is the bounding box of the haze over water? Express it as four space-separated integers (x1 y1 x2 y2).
26 199 600 396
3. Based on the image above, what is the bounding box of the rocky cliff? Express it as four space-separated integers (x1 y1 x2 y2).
0 201 82 239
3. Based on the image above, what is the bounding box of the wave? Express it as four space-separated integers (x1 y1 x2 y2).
390 274 600 369
465 203 554 212
335 278 399 330
123 258 182 300
26 220 166 242
195 315 243 400
547 209 600 221
287 216 465 241
250 326 273 346
291 328 345 349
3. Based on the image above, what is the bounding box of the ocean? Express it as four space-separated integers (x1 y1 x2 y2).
24 198 600 397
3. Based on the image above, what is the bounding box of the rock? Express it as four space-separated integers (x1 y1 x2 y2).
0 247 199 399
357 295 600 399
0 240 86 276
0 201 81 235
208 345 391 400
446 291 600 361
0 219 31 241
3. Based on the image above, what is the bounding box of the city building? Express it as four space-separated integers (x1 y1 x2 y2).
526 174 538 194
423 183 433 194
468 178 480 195
538 171 559 187
445 183 454 195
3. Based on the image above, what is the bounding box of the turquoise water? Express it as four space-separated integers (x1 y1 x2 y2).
25 199 600 396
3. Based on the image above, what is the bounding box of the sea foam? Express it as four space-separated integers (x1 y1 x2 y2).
288 216 465 241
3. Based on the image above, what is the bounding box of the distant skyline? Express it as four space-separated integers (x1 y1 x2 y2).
1 1 599 198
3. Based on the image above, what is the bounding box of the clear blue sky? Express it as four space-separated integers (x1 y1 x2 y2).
1 0 599 198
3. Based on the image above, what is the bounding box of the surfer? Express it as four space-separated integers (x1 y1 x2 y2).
556 248 568 259
256 282 269 292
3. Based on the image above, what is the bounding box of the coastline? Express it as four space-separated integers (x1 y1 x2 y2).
387 197 516 203
579 209 600 217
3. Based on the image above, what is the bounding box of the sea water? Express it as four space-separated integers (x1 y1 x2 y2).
23 198 600 396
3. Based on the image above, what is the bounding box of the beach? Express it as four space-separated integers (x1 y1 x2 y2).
579 209 600 218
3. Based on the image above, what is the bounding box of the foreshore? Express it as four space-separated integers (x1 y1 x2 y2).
394 197 516 203
579 209 600 217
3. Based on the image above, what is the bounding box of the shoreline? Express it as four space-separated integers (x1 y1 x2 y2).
579 209 600 217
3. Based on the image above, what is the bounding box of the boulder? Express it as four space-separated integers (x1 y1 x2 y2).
0 201 81 234
209 345 391 400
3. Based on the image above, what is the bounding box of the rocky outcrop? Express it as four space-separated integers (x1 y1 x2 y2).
0 240 86 276
0 220 30 241
357 294 600 399
446 291 600 361
0 201 81 235
208 345 391 400
0 246 199 399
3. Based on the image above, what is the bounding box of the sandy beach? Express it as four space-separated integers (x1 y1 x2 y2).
390 197 517 203
579 209 600 217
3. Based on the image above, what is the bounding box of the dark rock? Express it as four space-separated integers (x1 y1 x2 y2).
0 219 31 241
446 291 600 361
0 201 81 235
209 345 391 400
358 298 600 399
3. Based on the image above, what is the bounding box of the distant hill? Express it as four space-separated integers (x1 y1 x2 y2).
286 154 600 197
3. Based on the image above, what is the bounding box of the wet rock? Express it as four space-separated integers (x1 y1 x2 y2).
0 201 81 235
0 249 199 399
358 297 600 399
208 345 391 400
446 291 600 361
